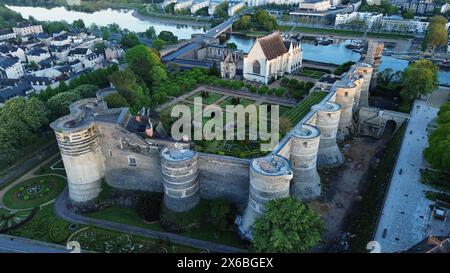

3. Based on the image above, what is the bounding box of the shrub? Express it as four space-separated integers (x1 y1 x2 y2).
208 199 232 231
159 201 208 232
275 88 286 97
104 93 129 108
136 192 163 222
49 219 70 243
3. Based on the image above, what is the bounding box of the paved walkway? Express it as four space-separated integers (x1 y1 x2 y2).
374 99 439 253
54 188 246 253
0 234 72 253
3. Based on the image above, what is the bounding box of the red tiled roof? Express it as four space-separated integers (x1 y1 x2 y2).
256 32 288 61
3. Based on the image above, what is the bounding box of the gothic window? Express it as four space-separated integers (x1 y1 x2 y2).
253 60 261 75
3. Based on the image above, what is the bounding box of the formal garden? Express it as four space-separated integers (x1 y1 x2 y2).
2 175 66 210
298 69 328 79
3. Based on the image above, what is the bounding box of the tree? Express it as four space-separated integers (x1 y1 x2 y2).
72 19 85 30
144 26 156 39
279 116 293 135
401 59 438 100
47 91 81 118
158 31 178 44
104 93 129 108
164 3 175 14
73 84 98 98
107 23 120 33
152 38 166 51
226 42 237 49
120 32 141 48
208 63 221 77
209 199 232 231
102 28 110 40
252 197 324 253
423 16 448 52
136 192 163 222
424 123 450 172
402 9 414 19
94 41 106 53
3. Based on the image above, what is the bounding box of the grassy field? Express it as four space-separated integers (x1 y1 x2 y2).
298 69 327 79
85 206 243 248
2 175 67 210
187 92 224 105
284 91 328 124
219 97 255 108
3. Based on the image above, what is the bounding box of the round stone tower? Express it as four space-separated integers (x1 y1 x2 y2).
354 63 373 108
240 155 293 239
290 124 321 200
335 82 357 140
160 146 200 212
50 99 105 203
312 101 343 167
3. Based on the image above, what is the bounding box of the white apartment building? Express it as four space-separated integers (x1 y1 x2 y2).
0 56 25 79
0 44 26 63
298 0 331 11
174 0 194 11
0 29 16 41
208 1 223 15
26 47 51 64
246 0 302 7
12 23 43 37
380 15 429 33
228 2 246 16
243 32 302 85
67 48 92 63
335 12 382 28
191 0 210 13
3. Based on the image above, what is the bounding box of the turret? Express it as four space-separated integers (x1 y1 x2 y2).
290 124 321 200
354 63 373 108
50 99 105 203
312 101 343 167
238 154 293 240
335 82 357 140
160 146 200 212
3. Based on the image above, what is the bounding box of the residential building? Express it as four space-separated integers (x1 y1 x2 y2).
191 0 210 14
26 47 51 64
0 81 33 104
228 2 246 16
0 56 25 79
298 0 332 11
67 47 92 62
49 44 72 63
379 15 429 33
0 44 26 62
0 29 16 41
243 32 302 84
174 0 194 11
208 1 223 15
13 22 43 37
335 12 382 28
105 44 124 62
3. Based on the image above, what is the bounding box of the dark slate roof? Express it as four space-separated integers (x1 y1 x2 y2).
256 32 288 61
0 29 14 36
49 44 71 52
0 55 20 69
15 22 39 28
24 75 54 85
161 42 201 63
27 47 48 56
68 59 81 66
36 32 49 39
56 65 74 73
0 44 19 54
68 48 88 56
53 33 69 41
0 81 33 103
0 78 20 88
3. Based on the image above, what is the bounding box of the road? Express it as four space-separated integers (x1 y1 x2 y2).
0 235 70 253
54 188 246 253
374 99 438 253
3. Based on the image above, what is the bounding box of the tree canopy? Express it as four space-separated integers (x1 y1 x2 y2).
423 15 448 52
400 59 438 100
120 32 141 48
252 197 324 253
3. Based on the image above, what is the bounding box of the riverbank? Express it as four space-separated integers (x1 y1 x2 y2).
132 9 210 28
278 25 414 41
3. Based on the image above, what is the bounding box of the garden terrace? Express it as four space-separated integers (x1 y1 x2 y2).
284 91 329 125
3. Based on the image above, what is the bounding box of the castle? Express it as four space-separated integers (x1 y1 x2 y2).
50 60 408 241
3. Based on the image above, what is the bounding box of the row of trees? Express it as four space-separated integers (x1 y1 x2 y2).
424 101 450 172
233 9 278 32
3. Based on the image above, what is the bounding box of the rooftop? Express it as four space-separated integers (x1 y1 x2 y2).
256 32 288 61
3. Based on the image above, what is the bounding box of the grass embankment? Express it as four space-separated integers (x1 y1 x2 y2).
86 205 243 248
284 91 328 124
278 25 414 39
347 123 407 252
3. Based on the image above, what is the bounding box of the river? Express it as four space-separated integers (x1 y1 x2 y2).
8 5 450 84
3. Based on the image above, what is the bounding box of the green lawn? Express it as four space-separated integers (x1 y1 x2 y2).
284 91 328 124
84 206 243 248
34 156 66 176
299 69 326 79
187 92 224 105
2 175 67 210
219 97 255 108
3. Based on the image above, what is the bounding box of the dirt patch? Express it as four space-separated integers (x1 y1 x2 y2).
308 137 385 252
